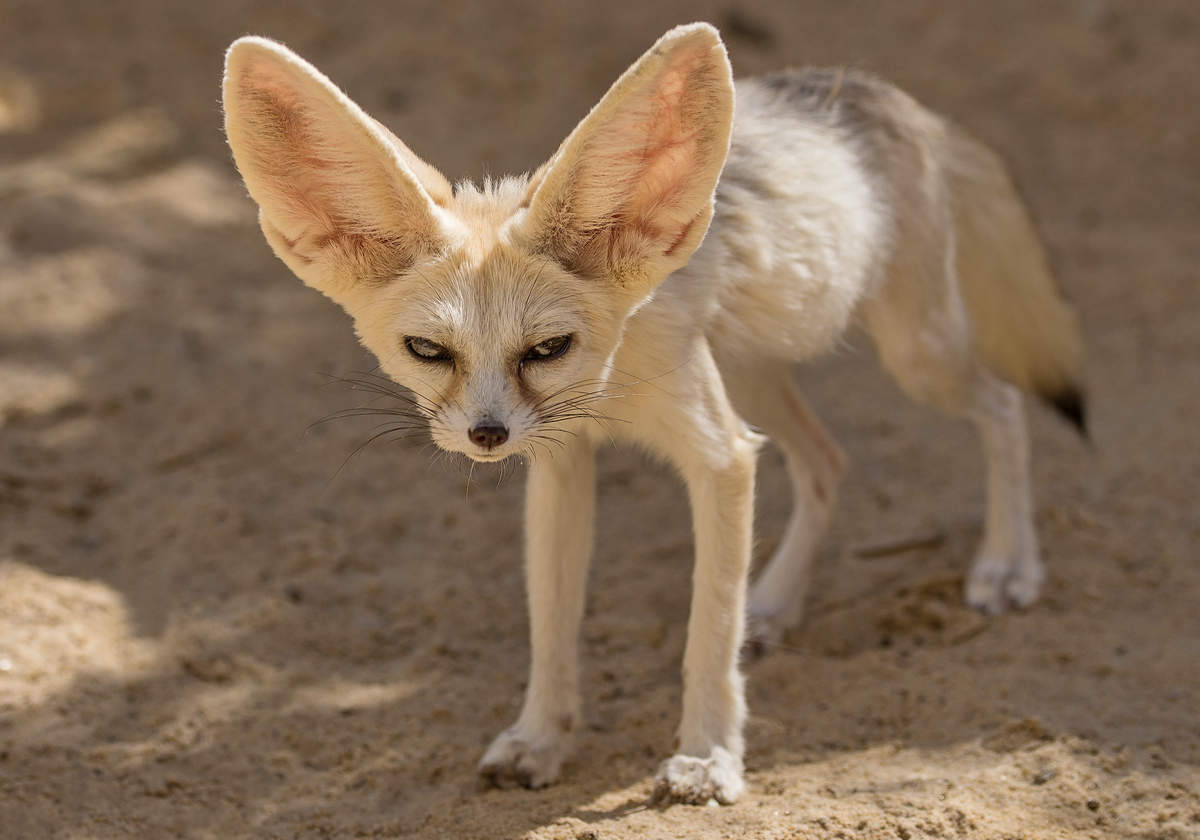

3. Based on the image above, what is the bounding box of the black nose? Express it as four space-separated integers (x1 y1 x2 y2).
468 422 509 449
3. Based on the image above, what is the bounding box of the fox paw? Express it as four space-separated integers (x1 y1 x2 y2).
652 747 745 805
742 598 805 660
479 724 571 790
966 551 1043 614
742 611 786 660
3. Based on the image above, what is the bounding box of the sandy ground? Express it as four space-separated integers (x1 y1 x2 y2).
0 1 1197 838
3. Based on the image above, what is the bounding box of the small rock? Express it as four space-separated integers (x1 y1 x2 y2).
1032 768 1056 785
180 653 234 683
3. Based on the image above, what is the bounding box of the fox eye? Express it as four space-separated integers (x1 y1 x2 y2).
404 336 452 362
524 334 572 362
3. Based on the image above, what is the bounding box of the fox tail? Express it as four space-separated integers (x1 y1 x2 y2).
945 127 1086 434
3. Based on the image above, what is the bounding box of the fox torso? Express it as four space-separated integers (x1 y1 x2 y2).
595 70 893 447
654 72 891 369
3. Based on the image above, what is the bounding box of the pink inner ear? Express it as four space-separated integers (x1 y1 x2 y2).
239 60 311 160
662 215 697 258
229 48 445 283
618 53 710 244
236 61 347 240
631 134 699 208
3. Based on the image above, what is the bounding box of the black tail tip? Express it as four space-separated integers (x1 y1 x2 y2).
1045 386 1088 439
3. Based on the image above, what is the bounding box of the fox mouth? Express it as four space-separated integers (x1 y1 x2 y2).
468 452 509 462
462 446 517 463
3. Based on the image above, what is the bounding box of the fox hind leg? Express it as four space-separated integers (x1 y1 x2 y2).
862 255 1041 614
719 360 846 651
960 373 1041 612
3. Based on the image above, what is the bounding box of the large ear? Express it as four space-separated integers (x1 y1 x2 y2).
514 23 734 295
223 37 455 305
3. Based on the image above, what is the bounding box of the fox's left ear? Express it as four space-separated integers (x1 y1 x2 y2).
515 23 734 296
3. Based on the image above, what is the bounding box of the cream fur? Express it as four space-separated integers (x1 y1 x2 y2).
223 26 1084 805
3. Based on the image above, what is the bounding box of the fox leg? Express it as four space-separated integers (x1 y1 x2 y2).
479 435 595 788
627 342 760 804
863 248 1041 614
719 360 845 651
960 373 1040 611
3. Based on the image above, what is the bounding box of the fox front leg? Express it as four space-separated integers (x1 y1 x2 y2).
654 428 759 804
479 436 595 788
626 344 761 804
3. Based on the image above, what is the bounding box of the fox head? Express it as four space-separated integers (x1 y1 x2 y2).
223 25 734 462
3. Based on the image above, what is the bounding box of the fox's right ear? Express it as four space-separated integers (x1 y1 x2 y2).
223 37 454 305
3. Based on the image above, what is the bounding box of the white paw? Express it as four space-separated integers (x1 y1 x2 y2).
652 746 745 805
478 723 572 790
965 550 1043 614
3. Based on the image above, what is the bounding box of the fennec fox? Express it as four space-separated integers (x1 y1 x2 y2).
223 23 1083 804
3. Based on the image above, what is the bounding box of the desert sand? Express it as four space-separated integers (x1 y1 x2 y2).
0 1 1197 838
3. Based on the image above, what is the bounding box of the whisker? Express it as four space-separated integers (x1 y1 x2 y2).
538 410 629 425
528 378 616 412
526 439 556 460
528 432 568 450
308 407 427 431
333 372 442 414
324 424 430 488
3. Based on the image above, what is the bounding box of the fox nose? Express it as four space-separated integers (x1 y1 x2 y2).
468 421 509 449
